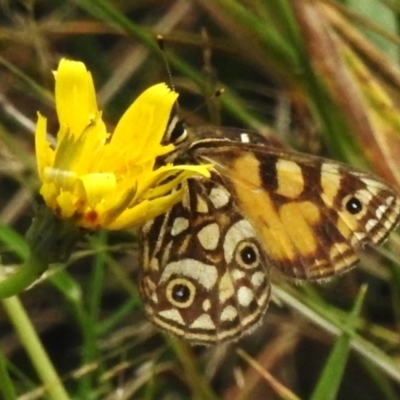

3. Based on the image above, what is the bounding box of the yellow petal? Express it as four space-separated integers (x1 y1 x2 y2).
107 182 187 230
56 191 78 219
101 186 137 227
53 121 108 174
35 113 54 181
106 200 151 230
141 183 187 221
55 59 98 140
76 172 117 207
110 83 178 161
40 182 57 209
134 163 212 202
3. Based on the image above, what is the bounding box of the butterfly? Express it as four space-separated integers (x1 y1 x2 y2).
139 121 400 345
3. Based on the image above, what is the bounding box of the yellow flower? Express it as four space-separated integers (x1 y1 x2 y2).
35 59 211 230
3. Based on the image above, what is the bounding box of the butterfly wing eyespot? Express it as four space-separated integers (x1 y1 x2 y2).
335 177 400 246
166 278 196 308
235 241 261 269
344 196 363 214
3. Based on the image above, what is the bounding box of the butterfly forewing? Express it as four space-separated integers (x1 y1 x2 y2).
140 171 271 344
192 140 400 280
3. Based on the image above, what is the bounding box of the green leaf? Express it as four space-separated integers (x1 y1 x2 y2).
310 285 368 400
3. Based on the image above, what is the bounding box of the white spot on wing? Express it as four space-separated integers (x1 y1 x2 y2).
197 223 220 250
322 163 340 175
196 195 209 213
158 309 185 325
240 132 250 143
202 299 211 312
321 163 341 207
223 220 256 264
209 186 230 209
150 258 159 271
386 196 394 206
171 217 189 236
350 233 367 246
237 286 254 307
365 218 379 232
219 271 235 303
181 193 190 210
141 219 154 234
361 177 385 189
160 260 218 290
372 229 386 243
376 204 388 220
220 305 238 322
232 269 245 281
354 189 373 204
251 271 265 288
190 313 216 330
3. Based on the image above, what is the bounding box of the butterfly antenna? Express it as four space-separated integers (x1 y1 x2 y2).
158 35 186 143
213 88 225 99
191 88 225 115
157 35 176 93
157 36 224 130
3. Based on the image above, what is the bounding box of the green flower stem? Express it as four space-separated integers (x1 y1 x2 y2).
0 253 50 298
1 296 70 400
0 206 82 298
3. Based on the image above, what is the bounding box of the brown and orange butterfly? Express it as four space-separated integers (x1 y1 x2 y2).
139 123 400 345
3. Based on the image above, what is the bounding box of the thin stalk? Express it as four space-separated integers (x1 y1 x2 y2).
1 296 70 400
0 347 17 400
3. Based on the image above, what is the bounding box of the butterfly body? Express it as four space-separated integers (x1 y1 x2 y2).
140 126 400 345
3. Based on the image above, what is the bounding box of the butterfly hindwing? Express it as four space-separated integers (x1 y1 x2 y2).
140 171 271 344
